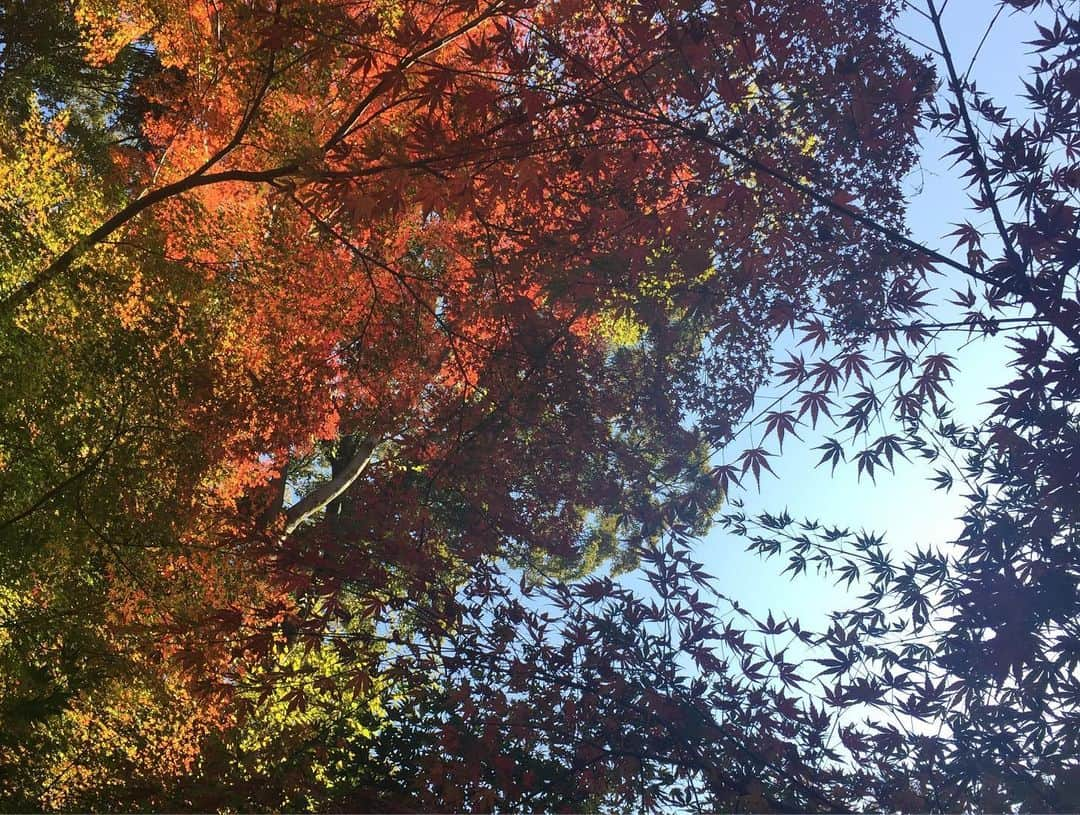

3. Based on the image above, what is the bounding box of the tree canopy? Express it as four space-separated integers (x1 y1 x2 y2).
0 0 1076 810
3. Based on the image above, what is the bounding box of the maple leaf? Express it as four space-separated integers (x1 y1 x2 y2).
737 446 776 489
814 437 845 474
762 410 801 451
795 389 835 427
774 352 807 385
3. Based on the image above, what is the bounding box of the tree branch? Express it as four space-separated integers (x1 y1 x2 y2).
663 116 1080 347
0 4 503 318
281 435 379 536
0 402 127 533
0 166 295 317
925 0 1079 347
321 4 504 150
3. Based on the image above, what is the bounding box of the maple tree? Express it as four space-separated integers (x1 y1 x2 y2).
0 0 925 599
7 0 1073 810
698 0 1080 809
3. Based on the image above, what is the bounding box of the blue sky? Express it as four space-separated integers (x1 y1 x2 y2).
696 0 1038 628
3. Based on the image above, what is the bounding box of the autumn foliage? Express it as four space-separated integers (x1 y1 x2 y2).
0 0 1076 809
